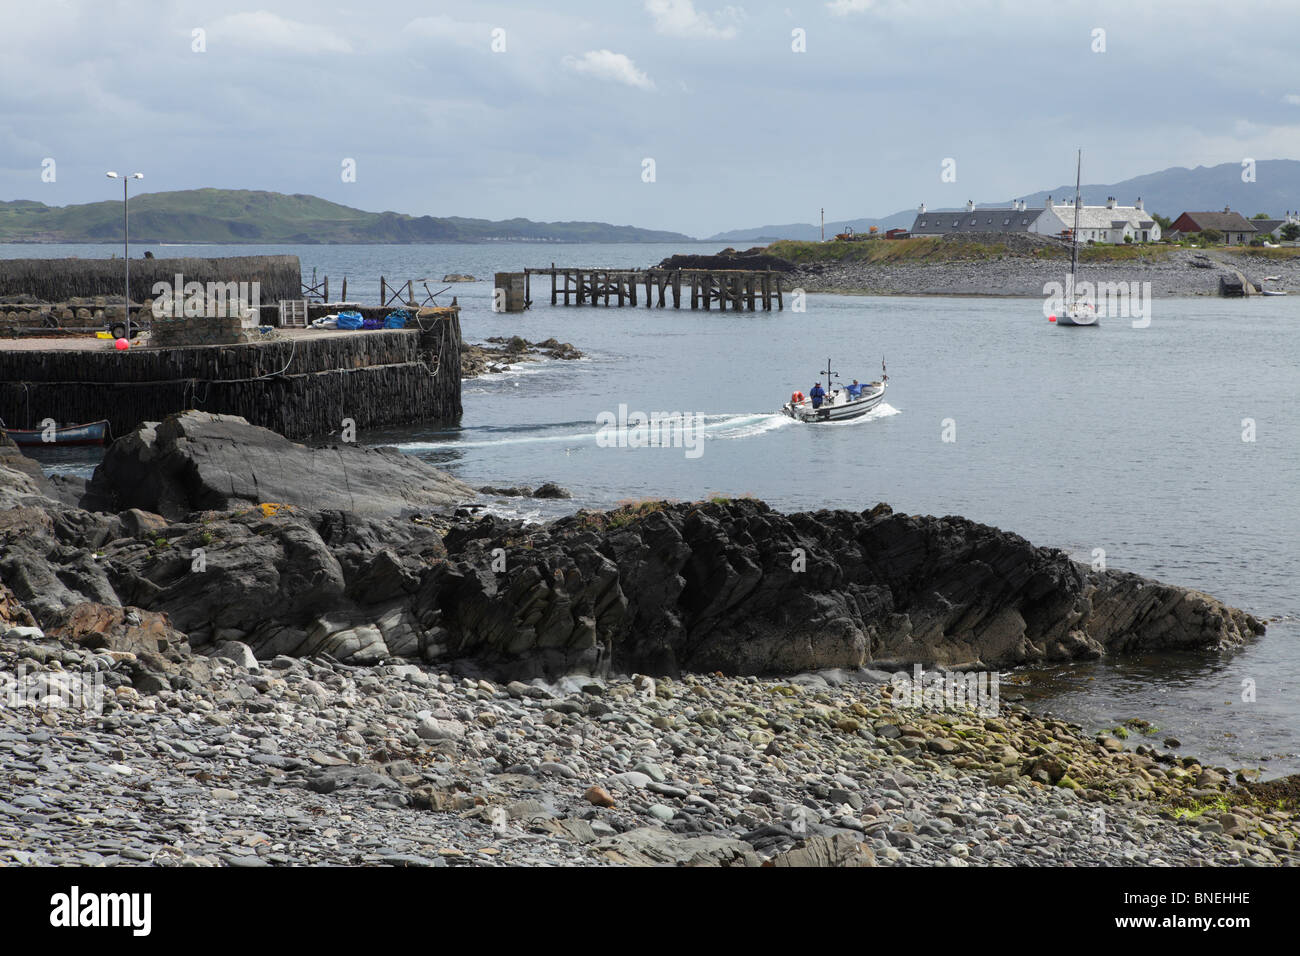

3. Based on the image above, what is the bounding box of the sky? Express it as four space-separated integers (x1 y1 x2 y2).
4 0 1300 237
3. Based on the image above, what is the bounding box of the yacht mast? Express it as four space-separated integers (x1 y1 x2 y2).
1070 149 1082 290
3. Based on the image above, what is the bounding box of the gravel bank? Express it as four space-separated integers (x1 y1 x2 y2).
787 247 1300 298
2 637 1295 867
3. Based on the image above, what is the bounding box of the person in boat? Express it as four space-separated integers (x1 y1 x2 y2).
790 389 805 405
809 382 826 409
845 379 862 400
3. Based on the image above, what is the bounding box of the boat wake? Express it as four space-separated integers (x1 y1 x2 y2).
397 422 596 451
394 409 817 453
698 412 794 440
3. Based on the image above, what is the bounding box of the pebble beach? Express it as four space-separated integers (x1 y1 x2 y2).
3 637 1295 867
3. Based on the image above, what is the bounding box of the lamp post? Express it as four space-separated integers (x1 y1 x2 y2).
106 171 144 337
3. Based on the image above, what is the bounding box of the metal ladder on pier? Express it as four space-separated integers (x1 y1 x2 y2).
278 299 308 328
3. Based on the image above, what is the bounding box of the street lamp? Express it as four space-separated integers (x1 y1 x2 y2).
106 171 144 338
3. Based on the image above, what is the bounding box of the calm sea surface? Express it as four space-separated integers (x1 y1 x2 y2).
7 241 1298 776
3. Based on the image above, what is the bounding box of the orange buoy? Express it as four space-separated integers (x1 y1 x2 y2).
114 338 130 350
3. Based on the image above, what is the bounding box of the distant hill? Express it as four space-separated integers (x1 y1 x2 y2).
999 160 1300 222
709 222 823 243
0 189 696 244
708 160 1300 241
709 213 913 243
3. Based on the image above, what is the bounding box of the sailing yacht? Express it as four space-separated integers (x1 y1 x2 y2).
1054 149 1099 327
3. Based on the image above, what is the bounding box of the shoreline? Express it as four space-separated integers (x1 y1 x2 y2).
1 409 1293 867
800 287 1235 299
1 644 1294 866
781 248 1293 299
667 235 1300 299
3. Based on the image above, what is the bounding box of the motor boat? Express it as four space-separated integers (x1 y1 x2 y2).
783 358 887 423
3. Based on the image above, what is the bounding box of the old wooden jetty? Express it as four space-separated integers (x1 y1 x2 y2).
520 267 784 311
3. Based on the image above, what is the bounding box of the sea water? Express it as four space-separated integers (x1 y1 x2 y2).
9 242 1296 775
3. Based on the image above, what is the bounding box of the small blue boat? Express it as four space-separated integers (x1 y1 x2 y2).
2 419 110 447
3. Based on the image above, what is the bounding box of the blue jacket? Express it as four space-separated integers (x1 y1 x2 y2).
810 384 826 408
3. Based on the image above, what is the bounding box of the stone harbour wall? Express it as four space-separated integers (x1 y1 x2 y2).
0 315 462 440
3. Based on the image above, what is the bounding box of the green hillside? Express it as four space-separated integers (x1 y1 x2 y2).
0 189 695 244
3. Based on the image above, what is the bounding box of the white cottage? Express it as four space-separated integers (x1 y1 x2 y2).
1029 196 1160 243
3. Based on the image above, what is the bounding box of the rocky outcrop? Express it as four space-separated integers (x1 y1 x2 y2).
656 249 797 272
0 429 59 511
421 500 1263 677
590 827 760 866
0 473 1265 677
0 417 1267 676
478 482 573 499
461 336 583 378
0 581 36 630
80 411 475 520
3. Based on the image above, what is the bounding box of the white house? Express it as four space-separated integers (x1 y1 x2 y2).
1247 213 1297 240
1029 196 1161 243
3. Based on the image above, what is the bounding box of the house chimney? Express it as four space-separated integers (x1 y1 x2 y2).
1224 205 1231 213
1045 195 1052 208
1106 196 1116 209
919 203 926 214
966 200 975 212
1135 197 1143 211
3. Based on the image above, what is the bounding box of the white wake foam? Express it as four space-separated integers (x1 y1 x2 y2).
817 401 901 426
395 404 899 455
398 429 595 451
699 412 796 440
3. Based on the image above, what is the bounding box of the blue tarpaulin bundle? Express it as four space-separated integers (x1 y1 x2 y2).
336 310 364 330
384 309 411 330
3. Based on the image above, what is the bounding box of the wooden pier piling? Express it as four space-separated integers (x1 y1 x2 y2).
522 267 783 312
